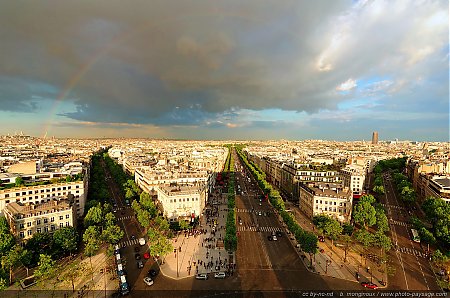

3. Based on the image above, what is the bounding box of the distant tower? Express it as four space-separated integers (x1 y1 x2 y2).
372 131 379 144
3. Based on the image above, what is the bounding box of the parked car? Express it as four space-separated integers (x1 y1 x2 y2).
134 253 141 260
143 252 151 259
139 238 146 246
143 277 154 286
214 272 226 279
148 269 157 277
361 282 378 289
276 231 282 237
318 236 325 242
137 261 144 269
272 235 278 241
195 273 208 280
267 235 272 241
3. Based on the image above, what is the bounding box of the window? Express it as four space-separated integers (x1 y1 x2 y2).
27 222 32 227
51 217 55 222
16 192 20 196
19 223 24 229
44 227 48 232
27 230 32 236
66 222 70 227
5 194 9 198
51 225 55 231
37 219 41 225
60 223 64 228
187 198 189 202
20 232 25 238
44 218 48 224
65 214 69 219
5 200 9 204
28 191 32 195
59 216 63 220
37 228 41 233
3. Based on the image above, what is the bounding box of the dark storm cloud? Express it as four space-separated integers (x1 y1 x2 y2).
0 0 447 131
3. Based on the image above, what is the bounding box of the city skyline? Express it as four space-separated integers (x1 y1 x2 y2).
0 0 448 141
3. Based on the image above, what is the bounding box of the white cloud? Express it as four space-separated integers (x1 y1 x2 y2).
336 78 357 91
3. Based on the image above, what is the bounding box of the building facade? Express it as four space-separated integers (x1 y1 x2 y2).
3 199 76 240
299 182 353 223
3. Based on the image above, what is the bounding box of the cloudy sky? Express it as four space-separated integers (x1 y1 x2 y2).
0 0 448 140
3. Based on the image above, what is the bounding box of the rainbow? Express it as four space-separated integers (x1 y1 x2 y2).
42 10 261 137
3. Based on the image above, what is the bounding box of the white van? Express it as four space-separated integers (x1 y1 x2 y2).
214 272 226 279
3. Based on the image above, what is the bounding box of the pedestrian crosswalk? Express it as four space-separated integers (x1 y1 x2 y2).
389 218 411 227
398 247 427 258
381 203 405 210
118 238 139 248
117 215 133 221
237 226 280 232
236 208 253 213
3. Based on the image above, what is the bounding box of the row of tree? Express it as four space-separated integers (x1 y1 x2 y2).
103 153 136 198
131 192 173 258
82 202 124 271
392 173 416 203
0 215 79 289
352 195 392 262
422 196 450 248
87 154 110 205
235 146 319 265
224 146 237 252
373 157 407 196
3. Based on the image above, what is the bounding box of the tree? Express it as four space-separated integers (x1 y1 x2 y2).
300 231 318 267
65 175 72 182
60 261 86 292
375 207 389 233
14 177 24 187
84 205 103 227
102 224 124 244
322 218 343 246
431 249 446 266
140 192 158 218
374 231 392 257
342 223 354 236
178 219 190 231
104 212 116 227
340 235 353 262
0 218 15 257
1 244 26 285
419 227 436 251
373 185 385 195
353 200 376 229
34 254 56 281
354 229 374 263
53 227 78 255
360 195 376 205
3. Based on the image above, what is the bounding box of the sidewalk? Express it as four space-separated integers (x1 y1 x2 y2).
159 187 235 280
284 201 388 288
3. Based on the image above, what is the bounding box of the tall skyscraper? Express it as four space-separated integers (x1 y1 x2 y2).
372 131 379 144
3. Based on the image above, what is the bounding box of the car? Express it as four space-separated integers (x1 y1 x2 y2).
195 273 208 280
134 246 140 253
258 211 262 216
148 269 157 277
139 238 146 246
361 282 378 289
143 252 150 259
135 253 141 260
137 261 144 269
267 235 273 241
131 235 136 240
143 277 154 286
259 202 262 206
272 235 277 241
276 231 282 237
318 236 325 242
214 272 226 279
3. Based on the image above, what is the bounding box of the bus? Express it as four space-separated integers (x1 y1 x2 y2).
411 228 420 243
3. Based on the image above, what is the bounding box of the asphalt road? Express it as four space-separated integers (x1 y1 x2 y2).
381 172 440 291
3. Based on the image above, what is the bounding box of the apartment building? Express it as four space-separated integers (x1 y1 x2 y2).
340 164 366 197
155 184 207 221
299 182 353 223
0 179 87 217
3 198 76 240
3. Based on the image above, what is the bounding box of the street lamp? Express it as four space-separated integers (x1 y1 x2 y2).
325 259 332 274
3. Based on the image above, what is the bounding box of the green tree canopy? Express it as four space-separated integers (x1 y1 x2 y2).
14 177 24 187
101 224 124 244
53 227 78 255
84 205 103 227
34 254 57 282
353 200 376 229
